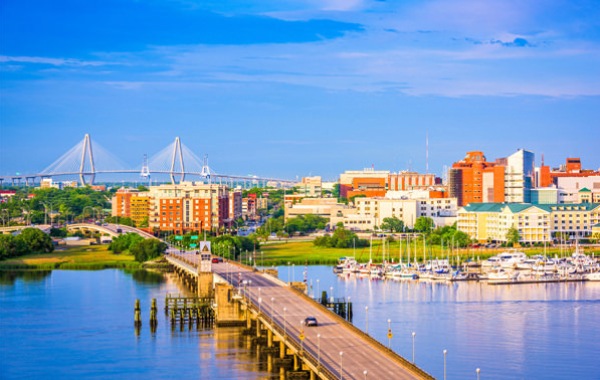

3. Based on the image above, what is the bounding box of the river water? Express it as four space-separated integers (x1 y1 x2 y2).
1 267 599 379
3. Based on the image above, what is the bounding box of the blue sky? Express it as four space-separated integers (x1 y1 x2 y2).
1 0 599 181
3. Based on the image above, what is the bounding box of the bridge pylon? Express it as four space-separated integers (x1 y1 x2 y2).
140 154 150 182
79 134 96 186
170 137 185 184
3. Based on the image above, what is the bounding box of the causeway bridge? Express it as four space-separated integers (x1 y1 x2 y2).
166 252 434 380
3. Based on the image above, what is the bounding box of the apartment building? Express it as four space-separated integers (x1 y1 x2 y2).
343 192 457 231
457 202 600 243
147 182 229 234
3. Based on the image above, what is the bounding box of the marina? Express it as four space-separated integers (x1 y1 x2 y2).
332 246 600 287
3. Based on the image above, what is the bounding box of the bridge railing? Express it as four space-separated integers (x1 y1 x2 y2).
247 300 338 380
288 287 435 380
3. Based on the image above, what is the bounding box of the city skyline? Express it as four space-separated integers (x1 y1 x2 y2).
1 0 599 179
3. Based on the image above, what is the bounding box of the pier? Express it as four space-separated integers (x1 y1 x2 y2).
165 252 434 380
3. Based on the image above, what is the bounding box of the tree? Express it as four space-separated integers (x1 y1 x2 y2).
0 234 28 259
506 227 520 246
414 217 435 234
130 239 168 262
16 228 54 253
109 233 144 253
380 217 404 233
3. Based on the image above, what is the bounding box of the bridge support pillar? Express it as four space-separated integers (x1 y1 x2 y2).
267 329 273 347
279 341 286 359
214 283 244 326
197 272 213 298
256 320 261 338
279 367 285 380
310 370 316 380
293 354 299 371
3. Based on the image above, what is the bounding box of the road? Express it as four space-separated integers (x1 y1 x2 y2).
171 252 432 380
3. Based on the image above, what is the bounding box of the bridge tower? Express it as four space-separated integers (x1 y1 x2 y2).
200 154 211 180
197 240 214 298
79 134 96 186
170 137 185 184
140 154 150 183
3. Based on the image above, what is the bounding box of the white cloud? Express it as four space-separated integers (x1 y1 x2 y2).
0 55 109 67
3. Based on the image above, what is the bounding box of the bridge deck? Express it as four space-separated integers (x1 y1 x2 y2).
168 253 433 380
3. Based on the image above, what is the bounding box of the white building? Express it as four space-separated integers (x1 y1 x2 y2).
504 149 535 203
555 176 600 203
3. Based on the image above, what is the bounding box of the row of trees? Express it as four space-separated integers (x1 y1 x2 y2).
0 228 54 260
0 187 112 226
313 226 368 248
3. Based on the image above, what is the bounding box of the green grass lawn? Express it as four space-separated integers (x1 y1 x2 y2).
0 244 140 270
259 240 600 266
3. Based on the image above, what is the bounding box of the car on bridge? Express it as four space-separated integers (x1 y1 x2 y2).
304 316 318 327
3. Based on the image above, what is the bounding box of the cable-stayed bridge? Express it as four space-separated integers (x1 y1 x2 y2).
1 134 294 187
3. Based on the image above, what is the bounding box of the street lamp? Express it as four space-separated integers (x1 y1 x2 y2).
316 279 320 301
283 307 287 337
292 263 295 282
443 349 448 380
258 297 262 315
363 370 368 380
365 306 369 334
412 332 416 363
330 286 334 303
300 320 305 354
288 261 291 283
387 319 392 348
476 368 481 380
271 297 275 324
317 333 321 367
339 351 344 380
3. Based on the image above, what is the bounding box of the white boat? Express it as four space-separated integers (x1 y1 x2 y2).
487 268 519 283
498 250 528 269
585 272 600 281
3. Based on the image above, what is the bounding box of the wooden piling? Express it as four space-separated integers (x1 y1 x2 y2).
134 299 142 327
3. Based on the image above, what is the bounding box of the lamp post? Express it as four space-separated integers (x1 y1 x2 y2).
300 320 305 354
443 349 447 380
258 297 262 315
365 306 369 334
261 251 264 269
412 332 416 363
283 307 287 337
330 286 334 303
339 351 344 380
363 370 368 380
317 333 321 367
387 319 392 348
316 279 320 301
292 263 295 282
476 368 481 380
271 297 275 324
288 261 291 283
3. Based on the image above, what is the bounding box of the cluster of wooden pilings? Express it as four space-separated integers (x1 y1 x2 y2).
319 297 353 321
164 294 215 328
134 298 159 335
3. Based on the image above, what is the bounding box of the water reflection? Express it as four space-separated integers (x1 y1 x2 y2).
0 270 51 285
124 268 166 284
296 266 600 380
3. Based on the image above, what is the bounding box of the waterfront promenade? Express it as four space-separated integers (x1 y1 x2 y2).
167 253 433 380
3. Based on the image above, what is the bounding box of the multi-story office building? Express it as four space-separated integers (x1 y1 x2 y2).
340 168 437 200
297 176 323 197
228 189 243 221
504 149 535 203
111 188 150 227
343 192 457 231
449 151 504 206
